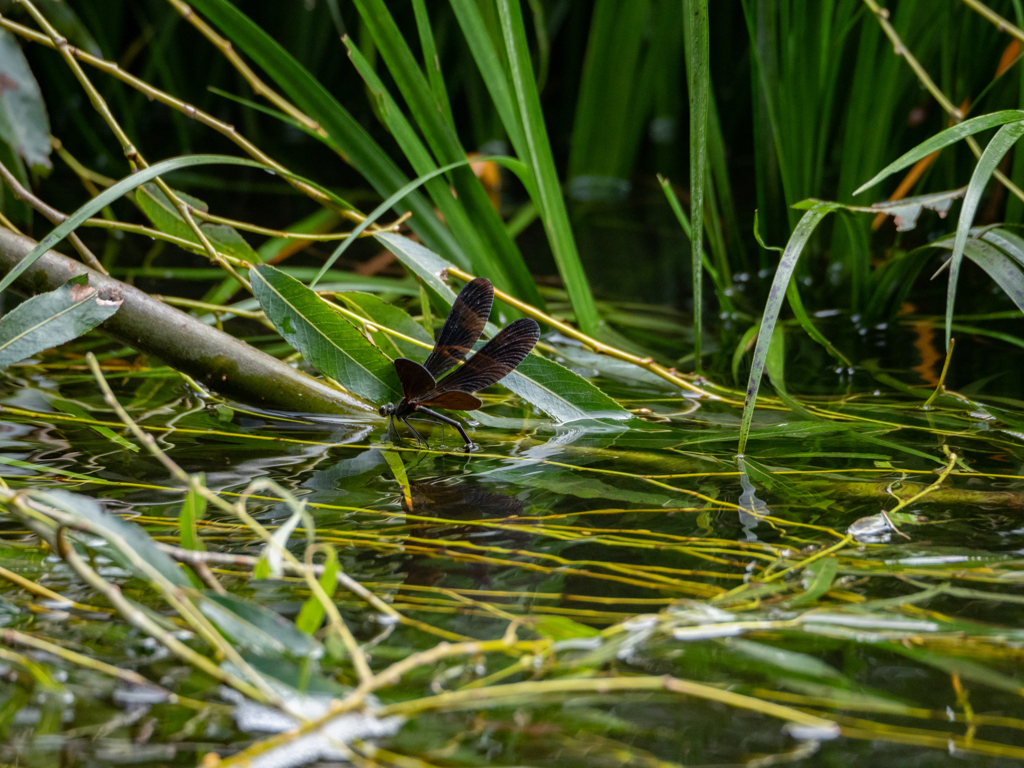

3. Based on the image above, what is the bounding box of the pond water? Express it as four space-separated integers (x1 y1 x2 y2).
3 312 1024 767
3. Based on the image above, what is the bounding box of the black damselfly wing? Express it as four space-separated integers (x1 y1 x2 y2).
393 358 436 401
417 318 540 407
421 277 494 380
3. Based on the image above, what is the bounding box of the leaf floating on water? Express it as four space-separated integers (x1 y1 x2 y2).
870 187 967 232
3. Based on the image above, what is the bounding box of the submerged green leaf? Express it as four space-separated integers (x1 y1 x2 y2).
199 592 323 660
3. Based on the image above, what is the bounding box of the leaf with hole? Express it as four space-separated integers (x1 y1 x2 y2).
0 277 122 369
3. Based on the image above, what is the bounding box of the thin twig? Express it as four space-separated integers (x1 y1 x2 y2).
0 13 352 216
166 0 324 134
862 0 1024 203
0 157 106 272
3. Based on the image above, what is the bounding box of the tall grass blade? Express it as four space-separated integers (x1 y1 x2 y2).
448 0 526 153
738 202 839 455
349 0 542 308
658 175 733 315
567 0 650 192
186 0 469 269
411 0 455 128
683 0 709 371
494 0 601 335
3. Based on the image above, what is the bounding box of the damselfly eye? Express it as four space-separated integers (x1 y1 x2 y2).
379 404 389 417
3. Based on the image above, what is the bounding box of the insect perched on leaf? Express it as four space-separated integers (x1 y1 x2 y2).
379 277 540 451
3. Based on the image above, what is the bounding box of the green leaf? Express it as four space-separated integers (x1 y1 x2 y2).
295 547 339 636
531 616 600 642
410 0 454 127
764 324 786 395
683 0 709 369
136 183 260 263
944 121 1024 348
44 395 139 452
739 202 839 454
932 235 1024 318
494 0 600 334
374 233 627 423
448 0 526 151
199 593 323 660
725 638 845 681
337 291 433 360
186 0 471 272
309 156 530 288
0 277 122 369
250 264 401 405
0 29 51 169
179 479 207 552
854 110 1024 196
343 7 542 308
43 490 190 588
790 557 839 606
382 449 411 507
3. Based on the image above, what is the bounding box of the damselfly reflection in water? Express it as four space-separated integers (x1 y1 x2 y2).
379 278 540 451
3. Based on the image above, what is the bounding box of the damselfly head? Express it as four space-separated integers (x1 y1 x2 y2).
379 403 396 417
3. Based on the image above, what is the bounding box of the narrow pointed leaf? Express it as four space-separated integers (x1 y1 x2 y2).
0 277 121 368
251 264 400 404
854 111 1024 195
199 593 323 660
740 202 839 454
943 121 1024 348
683 0 710 369
495 0 600 334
